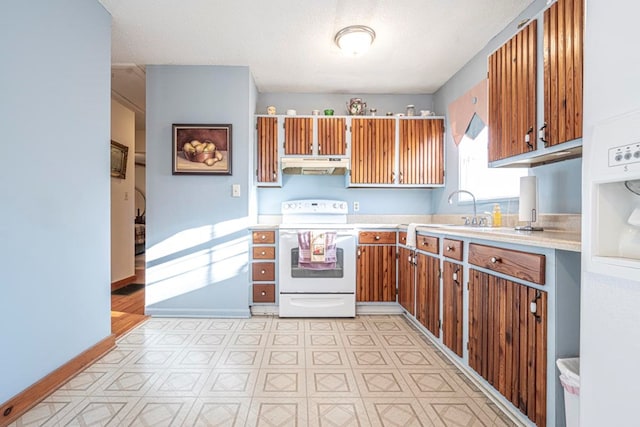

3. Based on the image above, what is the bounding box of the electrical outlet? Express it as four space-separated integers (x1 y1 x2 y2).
232 184 241 198
353 201 360 211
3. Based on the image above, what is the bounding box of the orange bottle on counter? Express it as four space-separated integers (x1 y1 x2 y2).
492 204 502 227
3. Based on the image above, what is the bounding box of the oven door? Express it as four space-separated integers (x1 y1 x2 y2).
278 228 356 294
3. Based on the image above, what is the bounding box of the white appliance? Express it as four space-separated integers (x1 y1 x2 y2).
278 199 356 317
581 2 640 425
584 111 640 280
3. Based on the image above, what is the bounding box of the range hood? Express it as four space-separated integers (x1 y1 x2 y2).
281 157 350 175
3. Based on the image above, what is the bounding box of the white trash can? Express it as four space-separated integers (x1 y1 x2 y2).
557 357 580 427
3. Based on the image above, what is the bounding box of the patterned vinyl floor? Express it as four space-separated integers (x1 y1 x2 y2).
10 315 519 426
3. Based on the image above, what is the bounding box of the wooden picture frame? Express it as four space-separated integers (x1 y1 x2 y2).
172 124 232 175
110 140 128 179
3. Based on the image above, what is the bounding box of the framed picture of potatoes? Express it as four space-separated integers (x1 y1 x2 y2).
172 123 232 175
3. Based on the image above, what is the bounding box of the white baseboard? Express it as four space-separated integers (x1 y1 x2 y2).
250 305 279 316
250 303 404 317
145 307 251 318
356 303 404 315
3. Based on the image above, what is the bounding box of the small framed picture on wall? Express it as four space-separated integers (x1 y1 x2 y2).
172 124 232 175
110 140 128 179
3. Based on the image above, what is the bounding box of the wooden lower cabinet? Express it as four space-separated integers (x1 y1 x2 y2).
397 247 415 314
442 261 463 356
469 268 547 427
251 229 277 304
415 252 439 337
356 244 396 302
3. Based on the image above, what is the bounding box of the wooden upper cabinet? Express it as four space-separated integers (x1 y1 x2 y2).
399 118 444 185
317 117 347 156
284 117 313 155
256 116 279 183
350 118 396 184
543 0 584 147
488 20 537 162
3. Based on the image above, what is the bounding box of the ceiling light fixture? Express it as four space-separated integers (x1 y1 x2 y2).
334 25 376 56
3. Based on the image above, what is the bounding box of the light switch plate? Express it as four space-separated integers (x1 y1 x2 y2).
232 184 241 198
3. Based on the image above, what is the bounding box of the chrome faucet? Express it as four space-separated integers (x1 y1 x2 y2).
447 189 479 226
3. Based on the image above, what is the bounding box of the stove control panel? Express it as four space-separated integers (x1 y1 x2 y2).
281 199 348 215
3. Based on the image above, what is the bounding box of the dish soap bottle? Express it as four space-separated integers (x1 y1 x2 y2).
492 204 502 227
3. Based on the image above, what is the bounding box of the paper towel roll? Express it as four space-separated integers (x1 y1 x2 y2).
519 176 538 222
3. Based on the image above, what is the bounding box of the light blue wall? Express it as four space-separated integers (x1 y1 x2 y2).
259 175 435 215
433 0 582 215
256 93 437 215
0 0 111 403
145 66 254 317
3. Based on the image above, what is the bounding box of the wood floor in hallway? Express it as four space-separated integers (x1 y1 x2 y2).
111 256 147 338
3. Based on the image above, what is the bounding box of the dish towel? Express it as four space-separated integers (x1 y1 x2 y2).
406 223 418 249
298 231 337 270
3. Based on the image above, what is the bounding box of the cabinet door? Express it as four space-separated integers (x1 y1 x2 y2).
415 252 440 337
399 119 444 185
284 117 313 155
442 261 463 356
543 0 583 147
469 269 547 427
397 246 415 314
350 118 396 184
356 245 396 302
256 117 279 183
318 117 347 156
488 20 537 162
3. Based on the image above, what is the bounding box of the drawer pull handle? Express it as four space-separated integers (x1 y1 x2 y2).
261 270 266 274
261 291 266 296
446 245 453 252
261 251 266 256
490 256 501 264
375 235 380 240
261 235 266 240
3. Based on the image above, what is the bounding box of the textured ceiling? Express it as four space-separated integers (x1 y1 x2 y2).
101 0 535 94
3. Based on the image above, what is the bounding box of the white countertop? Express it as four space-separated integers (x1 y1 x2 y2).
251 222 581 252
398 223 581 252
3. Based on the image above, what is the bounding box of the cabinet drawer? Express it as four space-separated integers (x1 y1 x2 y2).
469 243 545 285
399 231 407 245
359 231 396 244
252 262 275 281
252 231 275 244
253 284 275 303
252 246 275 260
443 238 463 261
417 235 439 254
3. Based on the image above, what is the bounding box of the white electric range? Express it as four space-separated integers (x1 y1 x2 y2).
278 199 356 317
